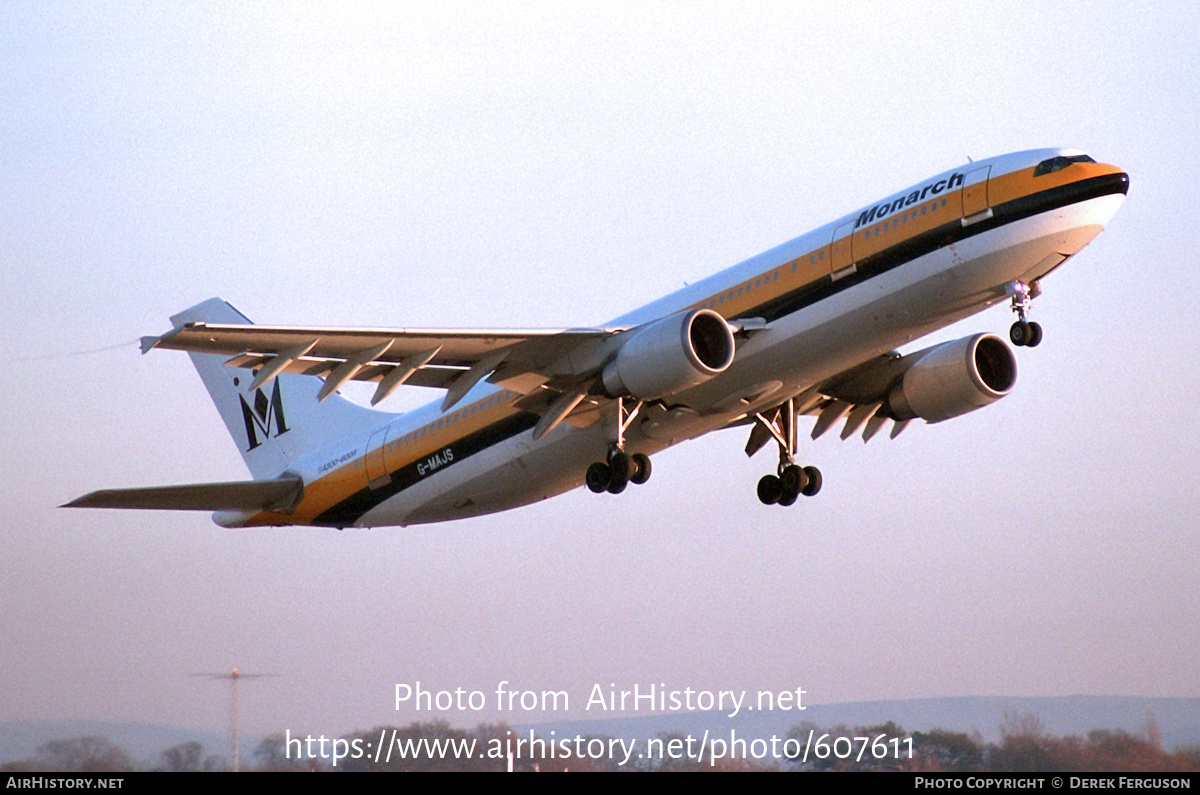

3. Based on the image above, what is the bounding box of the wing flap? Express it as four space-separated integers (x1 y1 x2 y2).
63 477 302 513
222 353 464 390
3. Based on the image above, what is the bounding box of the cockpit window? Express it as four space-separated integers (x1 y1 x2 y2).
1033 154 1096 177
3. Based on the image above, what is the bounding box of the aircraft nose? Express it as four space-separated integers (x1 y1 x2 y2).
1113 170 1130 195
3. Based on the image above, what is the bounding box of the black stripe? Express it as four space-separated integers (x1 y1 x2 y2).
312 411 539 527
738 172 1129 324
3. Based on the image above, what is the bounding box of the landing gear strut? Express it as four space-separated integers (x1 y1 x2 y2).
1007 280 1043 347
752 397 822 507
585 397 653 495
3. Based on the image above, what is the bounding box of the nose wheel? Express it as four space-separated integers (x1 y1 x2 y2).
1010 320 1043 347
1007 280 1043 347
751 397 823 507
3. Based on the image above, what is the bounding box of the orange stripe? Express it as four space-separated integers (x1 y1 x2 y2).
242 390 525 526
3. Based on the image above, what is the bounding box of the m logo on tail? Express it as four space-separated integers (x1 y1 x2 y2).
240 380 289 451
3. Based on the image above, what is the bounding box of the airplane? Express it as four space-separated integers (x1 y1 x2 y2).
66 148 1129 527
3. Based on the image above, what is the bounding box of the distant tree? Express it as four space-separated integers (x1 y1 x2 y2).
1079 729 1171 771
32 736 135 772
783 716 1200 774
911 729 984 772
1174 745 1200 771
988 712 1054 772
253 733 316 771
158 740 206 772
788 721 912 772
340 721 494 772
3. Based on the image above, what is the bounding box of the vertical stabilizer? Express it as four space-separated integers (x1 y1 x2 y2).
170 298 396 481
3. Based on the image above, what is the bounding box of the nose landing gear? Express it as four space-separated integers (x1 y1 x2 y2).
1007 280 1043 347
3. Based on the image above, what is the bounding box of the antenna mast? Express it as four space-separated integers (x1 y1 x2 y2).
190 668 280 771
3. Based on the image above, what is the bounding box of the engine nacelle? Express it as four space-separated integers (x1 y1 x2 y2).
601 308 736 401
888 333 1017 423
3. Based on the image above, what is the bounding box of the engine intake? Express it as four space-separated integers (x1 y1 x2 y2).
602 308 736 400
888 333 1017 423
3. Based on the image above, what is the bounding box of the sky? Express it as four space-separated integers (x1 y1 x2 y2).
2 1 1198 748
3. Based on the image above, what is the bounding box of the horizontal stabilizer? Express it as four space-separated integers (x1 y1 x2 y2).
63 477 302 513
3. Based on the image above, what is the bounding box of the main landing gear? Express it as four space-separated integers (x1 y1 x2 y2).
752 396 822 507
586 398 653 495
1007 280 1043 348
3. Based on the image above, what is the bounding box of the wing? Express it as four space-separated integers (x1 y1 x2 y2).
743 332 1016 455
142 321 630 411
802 350 914 442
742 351 913 458
142 301 772 442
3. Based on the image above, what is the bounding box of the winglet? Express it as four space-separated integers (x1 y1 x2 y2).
139 335 163 354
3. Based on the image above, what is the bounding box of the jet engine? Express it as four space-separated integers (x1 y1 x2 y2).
887 333 1017 423
601 308 736 401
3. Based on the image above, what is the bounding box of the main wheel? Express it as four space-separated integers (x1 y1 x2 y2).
1010 321 1030 346
757 474 782 505
608 451 631 482
801 466 822 497
1026 321 1043 347
606 452 630 494
777 487 799 506
629 453 652 485
780 464 807 494
586 462 611 493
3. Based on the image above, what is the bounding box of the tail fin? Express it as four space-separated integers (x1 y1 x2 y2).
171 298 396 481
